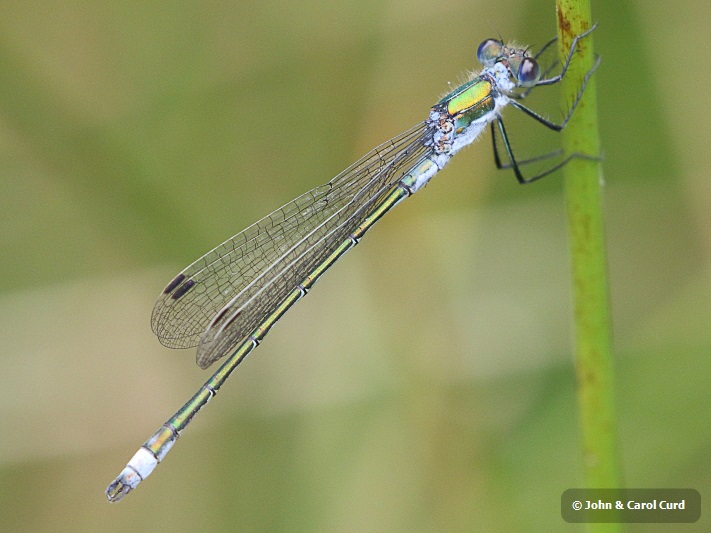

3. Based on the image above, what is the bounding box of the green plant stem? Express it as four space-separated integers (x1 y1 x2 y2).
555 0 623 521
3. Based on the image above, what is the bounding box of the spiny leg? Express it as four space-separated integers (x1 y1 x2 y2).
536 22 598 87
510 54 601 132
493 118 598 184
490 122 563 170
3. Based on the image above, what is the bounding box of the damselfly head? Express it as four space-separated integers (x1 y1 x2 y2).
476 39 541 88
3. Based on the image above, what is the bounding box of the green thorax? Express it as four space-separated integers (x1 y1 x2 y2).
437 76 495 132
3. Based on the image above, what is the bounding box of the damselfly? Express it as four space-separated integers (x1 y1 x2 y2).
107 25 599 502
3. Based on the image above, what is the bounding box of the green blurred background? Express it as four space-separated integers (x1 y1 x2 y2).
0 1 708 531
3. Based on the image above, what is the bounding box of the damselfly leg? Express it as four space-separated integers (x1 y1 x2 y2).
492 24 601 183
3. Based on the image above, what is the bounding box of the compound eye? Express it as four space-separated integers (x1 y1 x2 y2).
477 39 503 67
517 57 541 87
